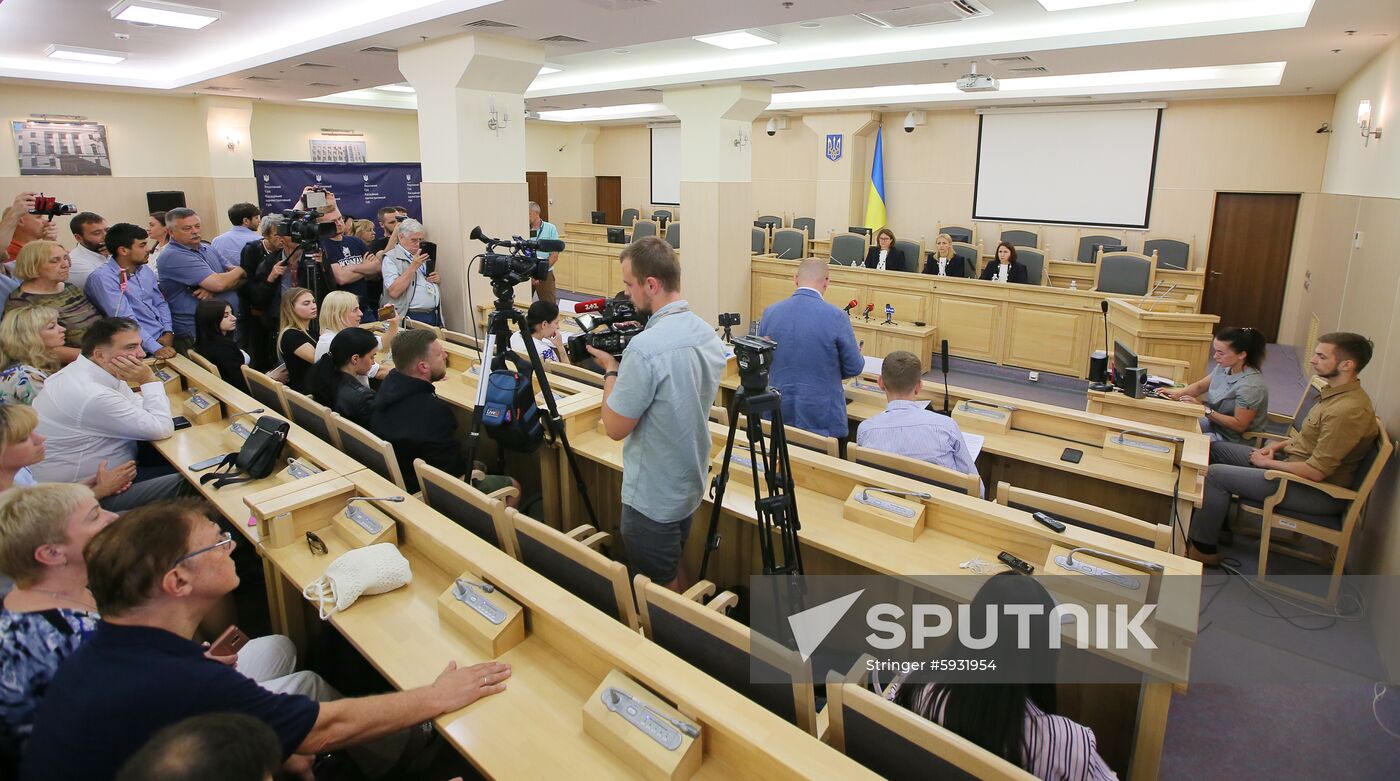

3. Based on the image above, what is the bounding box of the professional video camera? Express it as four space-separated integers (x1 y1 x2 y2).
469 226 559 289
29 195 76 218
732 334 777 392
565 296 646 363
277 209 335 251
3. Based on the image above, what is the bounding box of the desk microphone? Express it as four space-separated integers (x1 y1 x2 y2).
863 303 874 321
940 340 950 414
882 304 895 325
228 408 265 421
1090 299 1114 392
844 299 858 316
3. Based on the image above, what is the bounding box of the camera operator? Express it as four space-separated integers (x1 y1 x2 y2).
381 219 441 326
2 192 59 263
586 237 726 591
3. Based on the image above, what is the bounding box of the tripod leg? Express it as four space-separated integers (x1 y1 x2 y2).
700 394 744 581
461 309 514 476
768 406 804 575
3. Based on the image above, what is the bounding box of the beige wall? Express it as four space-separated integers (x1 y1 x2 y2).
248 103 419 163
595 124 676 216
1322 38 1400 199
524 123 599 225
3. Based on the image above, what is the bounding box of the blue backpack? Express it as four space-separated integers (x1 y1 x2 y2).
481 352 545 453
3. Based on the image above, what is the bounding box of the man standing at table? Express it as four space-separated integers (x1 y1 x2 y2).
529 201 561 305
758 257 865 455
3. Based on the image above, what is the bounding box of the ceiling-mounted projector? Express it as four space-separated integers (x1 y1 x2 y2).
955 61 999 93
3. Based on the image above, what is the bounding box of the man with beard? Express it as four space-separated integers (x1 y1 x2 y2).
66 212 109 288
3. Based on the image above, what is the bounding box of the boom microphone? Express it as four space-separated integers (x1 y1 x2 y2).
469 225 566 254
575 298 609 314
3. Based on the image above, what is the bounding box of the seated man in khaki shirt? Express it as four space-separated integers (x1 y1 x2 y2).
1188 332 1379 566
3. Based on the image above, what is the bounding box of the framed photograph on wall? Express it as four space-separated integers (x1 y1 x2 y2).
11 119 112 176
309 139 367 163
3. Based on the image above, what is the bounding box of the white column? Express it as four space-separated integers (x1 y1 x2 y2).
195 96 256 231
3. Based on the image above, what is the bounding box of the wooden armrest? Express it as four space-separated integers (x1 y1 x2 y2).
815 704 831 743
487 486 519 502
564 524 597 541
681 580 717 603
706 590 739 613
1265 411 1295 426
1262 470 1357 501
578 531 610 550
1244 431 1288 443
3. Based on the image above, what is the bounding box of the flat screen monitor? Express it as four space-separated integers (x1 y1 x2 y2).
1112 340 1138 394
848 226 872 237
590 211 606 225
1099 243 1128 254
606 227 625 244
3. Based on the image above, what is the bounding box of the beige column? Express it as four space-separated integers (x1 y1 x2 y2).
195 96 257 231
801 112 882 240
399 33 543 330
662 84 771 325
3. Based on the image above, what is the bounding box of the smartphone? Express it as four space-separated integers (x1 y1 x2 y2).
305 190 329 209
376 304 397 322
188 454 227 472
425 255 437 276
1060 448 1083 464
208 625 248 657
173 416 192 430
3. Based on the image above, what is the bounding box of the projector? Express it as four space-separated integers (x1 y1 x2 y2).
956 73 1000 92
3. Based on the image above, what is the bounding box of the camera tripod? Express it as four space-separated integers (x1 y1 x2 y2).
462 275 599 528
699 383 804 578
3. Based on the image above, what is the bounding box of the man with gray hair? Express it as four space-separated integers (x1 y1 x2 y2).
380 218 441 325
528 201 560 304
155 207 246 343
237 214 285 369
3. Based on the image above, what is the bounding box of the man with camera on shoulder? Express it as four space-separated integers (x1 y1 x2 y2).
587 237 726 592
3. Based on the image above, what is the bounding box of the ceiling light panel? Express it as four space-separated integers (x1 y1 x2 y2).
536 103 671 122
44 45 127 64
110 1 222 30
693 30 779 50
1036 0 1135 10
376 84 416 93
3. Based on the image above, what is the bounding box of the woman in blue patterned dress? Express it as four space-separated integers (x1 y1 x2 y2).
0 305 64 406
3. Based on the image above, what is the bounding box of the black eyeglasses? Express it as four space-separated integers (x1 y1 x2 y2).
306 531 328 556
170 531 234 570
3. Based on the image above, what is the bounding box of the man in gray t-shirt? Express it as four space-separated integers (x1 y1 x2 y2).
588 237 726 590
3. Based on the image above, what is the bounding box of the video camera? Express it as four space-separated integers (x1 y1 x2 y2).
732 334 777 393
566 296 646 363
277 209 335 252
29 195 77 218
469 226 559 289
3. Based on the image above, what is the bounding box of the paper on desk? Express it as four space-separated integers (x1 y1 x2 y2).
963 433 985 461
863 356 883 375
1147 375 1173 386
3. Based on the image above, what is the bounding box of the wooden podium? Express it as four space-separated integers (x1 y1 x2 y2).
1104 299 1218 381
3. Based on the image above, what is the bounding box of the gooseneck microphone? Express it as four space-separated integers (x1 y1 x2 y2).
940 339 951 414
1090 299 1114 392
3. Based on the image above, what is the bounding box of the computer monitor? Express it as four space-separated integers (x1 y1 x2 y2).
1099 243 1128 254
848 226 873 238
606 227 625 244
1112 340 1139 395
590 211 606 225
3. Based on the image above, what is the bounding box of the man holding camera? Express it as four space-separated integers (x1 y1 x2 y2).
588 237 726 591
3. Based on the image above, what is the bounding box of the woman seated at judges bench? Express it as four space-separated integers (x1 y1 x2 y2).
980 241 1030 284
922 233 971 278
1156 326 1269 443
863 228 907 271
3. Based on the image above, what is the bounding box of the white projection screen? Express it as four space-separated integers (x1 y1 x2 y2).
973 107 1163 229
650 125 681 206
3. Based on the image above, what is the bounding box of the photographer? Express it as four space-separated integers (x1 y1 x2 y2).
380 219 441 326
587 237 726 591
2 192 58 264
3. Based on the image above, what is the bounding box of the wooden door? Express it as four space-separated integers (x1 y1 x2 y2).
1201 192 1299 342
595 175 621 225
526 171 549 222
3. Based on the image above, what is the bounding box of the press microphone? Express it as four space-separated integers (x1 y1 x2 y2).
844 299 858 315
575 298 609 314
863 303 874 319
882 304 895 324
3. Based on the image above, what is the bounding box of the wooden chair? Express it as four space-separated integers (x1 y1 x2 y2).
848 444 980 496
187 350 218 376
664 221 680 249
937 223 977 246
1075 231 1126 263
829 232 868 266
770 228 808 260
634 574 820 736
733 414 839 457
791 216 816 240
950 241 980 278
1014 246 1048 286
630 219 658 241
404 318 442 341
999 226 1040 249
1243 376 1325 444
331 414 407 490
826 658 1037 781
1142 235 1194 269
241 366 289 417
1239 423 1392 605
440 328 481 351
709 405 729 427
995 482 1171 550
1094 249 1156 296
509 509 637 629
751 226 769 255
892 237 924 273
282 388 340 448
415 460 519 557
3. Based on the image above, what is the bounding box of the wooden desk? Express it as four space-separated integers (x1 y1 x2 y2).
751 258 1220 380
847 317 937 372
1048 260 1205 308
552 237 639 298
1087 389 1206 433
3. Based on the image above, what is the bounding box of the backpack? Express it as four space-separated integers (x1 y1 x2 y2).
199 416 291 489
480 351 545 453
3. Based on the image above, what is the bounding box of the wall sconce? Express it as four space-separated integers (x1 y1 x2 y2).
487 97 511 135
733 130 750 148
223 132 240 151
1358 99 1382 146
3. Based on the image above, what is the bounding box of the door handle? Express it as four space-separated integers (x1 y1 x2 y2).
1209 271 1223 276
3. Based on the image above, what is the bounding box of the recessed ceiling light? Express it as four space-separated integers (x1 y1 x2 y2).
1034 0 1134 11
539 65 563 75
110 1 221 30
376 84 415 93
693 30 779 50
44 44 127 64
612 49 630 54
537 103 670 122
799 22 822 29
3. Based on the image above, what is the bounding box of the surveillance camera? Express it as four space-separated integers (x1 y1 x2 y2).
903 112 916 133
766 117 777 137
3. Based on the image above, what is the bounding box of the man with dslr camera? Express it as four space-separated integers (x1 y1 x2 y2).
587 237 726 591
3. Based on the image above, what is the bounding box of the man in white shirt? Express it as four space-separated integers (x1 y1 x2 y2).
31 317 190 511
856 350 982 496
67 211 109 288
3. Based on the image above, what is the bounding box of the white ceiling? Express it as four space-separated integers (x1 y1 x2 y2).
1 0 1397 120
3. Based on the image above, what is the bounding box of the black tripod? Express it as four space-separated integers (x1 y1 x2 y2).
700 379 803 578
462 276 599 528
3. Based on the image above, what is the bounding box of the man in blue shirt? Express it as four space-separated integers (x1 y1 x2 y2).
207 202 261 271
758 258 865 453
21 499 512 781
857 350 982 495
529 200 562 304
86 223 175 359
155 208 246 342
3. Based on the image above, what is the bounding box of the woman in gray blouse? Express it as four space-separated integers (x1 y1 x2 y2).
1157 326 1269 443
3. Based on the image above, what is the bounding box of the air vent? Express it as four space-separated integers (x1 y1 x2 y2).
636 88 662 93
1009 66 1048 73
243 76 280 82
360 46 397 54
202 86 242 92
296 62 334 69
539 34 589 43
463 19 518 28
743 78 776 83
856 0 989 28
990 55 1035 64
576 0 660 9
307 82 339 87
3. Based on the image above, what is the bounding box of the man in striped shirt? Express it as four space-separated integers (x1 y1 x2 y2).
856 350 982 496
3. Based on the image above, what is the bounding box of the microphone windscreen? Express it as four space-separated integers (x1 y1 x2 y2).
469 226 484 241
1100 299 1109 314
537 238 567 253
940 339 949 374
575 298 609 313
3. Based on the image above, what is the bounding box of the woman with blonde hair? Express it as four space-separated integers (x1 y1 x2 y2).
352 219 376 245
314 290 394 381
0 404 134 495
0 305 64 405
5 241 101 365
276 287 319 394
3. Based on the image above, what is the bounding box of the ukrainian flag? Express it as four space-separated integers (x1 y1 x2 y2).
863 127 887 231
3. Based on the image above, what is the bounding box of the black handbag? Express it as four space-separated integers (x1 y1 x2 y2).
199 416 290 489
